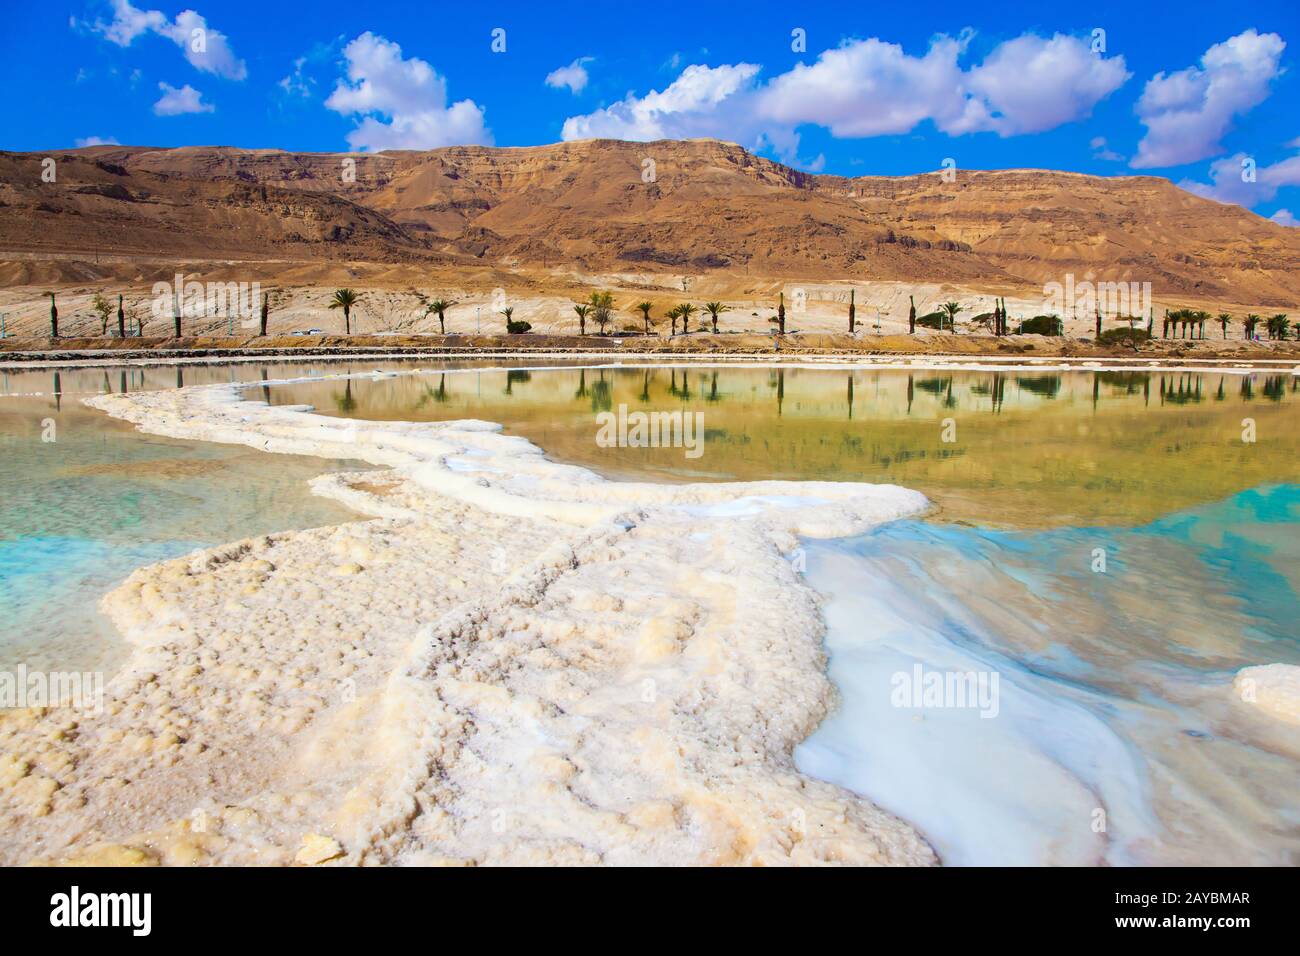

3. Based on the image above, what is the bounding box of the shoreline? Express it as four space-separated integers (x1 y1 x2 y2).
0 372 940 865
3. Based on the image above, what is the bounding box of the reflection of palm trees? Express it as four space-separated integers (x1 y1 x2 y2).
505 369 531 395
847 373 854 420
776 369 784 416
261 367 270 404
639 369 651 403
706 370 720 403
53 371 62 412
907 373 913 414
590 371 613 412
414 375 451 409
333 380 357 413
1241 376 1254 400
574 369 588 399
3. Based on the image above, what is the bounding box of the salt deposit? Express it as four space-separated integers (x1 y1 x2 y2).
0 373 934 866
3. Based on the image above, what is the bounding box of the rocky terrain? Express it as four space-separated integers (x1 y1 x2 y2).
1 138 1297 337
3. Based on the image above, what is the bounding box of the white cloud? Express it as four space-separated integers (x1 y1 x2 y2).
1270 208 1299 227
75 135 120 147
561 62 762 142
89 0 247 80
1132 29 1285 168
279 57 313 98
1180 149 1300 206
561 32 1128 155
1091 136 1122 161
546 57 594 94
325 32 491 151
957 33 1132 136
153 81 214 116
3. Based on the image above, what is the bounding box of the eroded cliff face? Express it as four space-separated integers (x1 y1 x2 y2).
2 138 1298 305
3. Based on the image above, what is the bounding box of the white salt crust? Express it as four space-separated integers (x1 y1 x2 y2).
0 373 936 866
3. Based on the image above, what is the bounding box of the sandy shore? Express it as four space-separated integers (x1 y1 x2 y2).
0 372 937 866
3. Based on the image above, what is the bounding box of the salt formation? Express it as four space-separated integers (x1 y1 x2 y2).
1235 664 1300 725
0 373 934 866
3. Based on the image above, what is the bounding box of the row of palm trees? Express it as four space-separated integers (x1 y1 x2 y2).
1161 308 1293 340
571 293 732 336
29 287 1298 342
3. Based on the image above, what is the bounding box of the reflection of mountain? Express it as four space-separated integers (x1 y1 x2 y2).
271 367 1300 528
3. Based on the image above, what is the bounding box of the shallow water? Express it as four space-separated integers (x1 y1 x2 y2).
0 373 365 675
269 365 1300 528
795 486 1300 865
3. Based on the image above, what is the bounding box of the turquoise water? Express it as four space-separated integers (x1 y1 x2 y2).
0 383 363 675
796 485 1300 865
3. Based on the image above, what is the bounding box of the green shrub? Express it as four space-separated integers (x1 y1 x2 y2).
1016 315 1064 336
506 320 532 334
1097 326 1151 347
916 311 947 329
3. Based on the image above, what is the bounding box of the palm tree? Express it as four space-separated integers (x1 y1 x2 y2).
500 306 514 332
589 290 615 335
328 288 360 334
259 292 269 336
703 301 729 333
1218 312 1232 339
117 293 126 338
425 297 454 334
1274 313 1292 341
666 305 681 336
678 302 697 335
1196 310 1210 339
45 291 57 338
908 295 916 334
1244 314 1261 340
941 301 962 331
573 303 590 336
777 292 786 335
635 301 654 334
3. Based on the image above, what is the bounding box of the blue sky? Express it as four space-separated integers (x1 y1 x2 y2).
4 0 1299 222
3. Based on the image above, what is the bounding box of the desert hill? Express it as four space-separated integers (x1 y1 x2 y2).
1 139 1298 308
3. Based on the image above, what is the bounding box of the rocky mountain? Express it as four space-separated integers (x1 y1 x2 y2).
2 138 1298 306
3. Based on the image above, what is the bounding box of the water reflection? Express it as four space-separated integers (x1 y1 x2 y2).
267 365 1300 528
